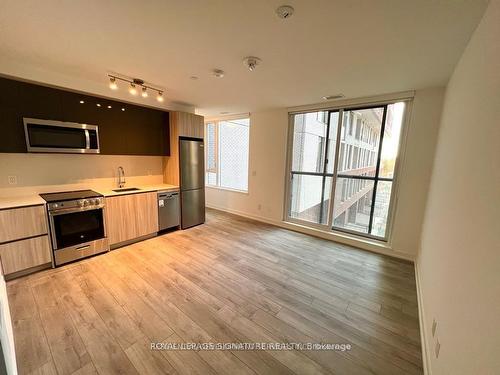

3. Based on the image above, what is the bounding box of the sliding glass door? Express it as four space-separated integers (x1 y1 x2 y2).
287 102 405 240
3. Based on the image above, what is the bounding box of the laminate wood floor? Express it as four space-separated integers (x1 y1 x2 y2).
8 209 423 375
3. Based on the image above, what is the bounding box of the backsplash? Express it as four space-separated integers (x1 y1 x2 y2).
0 153 164 195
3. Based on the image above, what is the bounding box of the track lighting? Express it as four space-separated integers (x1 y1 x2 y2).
129 83 137 96
109 76 118 90
108 74 165 103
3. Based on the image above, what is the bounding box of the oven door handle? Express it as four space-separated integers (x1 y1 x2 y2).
48 204 105 216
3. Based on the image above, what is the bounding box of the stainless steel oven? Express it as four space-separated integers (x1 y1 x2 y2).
41 190 109 266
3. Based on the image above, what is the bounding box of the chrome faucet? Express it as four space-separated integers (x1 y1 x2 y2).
118 166 126 188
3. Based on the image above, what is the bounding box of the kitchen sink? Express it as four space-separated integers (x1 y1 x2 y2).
112 187 141 192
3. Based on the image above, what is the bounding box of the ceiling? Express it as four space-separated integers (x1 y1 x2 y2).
0 0 488 116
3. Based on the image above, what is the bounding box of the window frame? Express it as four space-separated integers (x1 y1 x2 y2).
284 99 411 243
204 116 250 193
288 110 339 225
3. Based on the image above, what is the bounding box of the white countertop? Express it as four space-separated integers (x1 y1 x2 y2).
0 195 46 210
0 184 180 210
96 184 179 197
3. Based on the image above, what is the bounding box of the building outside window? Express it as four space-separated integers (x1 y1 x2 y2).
205 117 250 192
287 102 406 240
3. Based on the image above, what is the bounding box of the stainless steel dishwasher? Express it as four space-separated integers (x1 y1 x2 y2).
158 191 180 231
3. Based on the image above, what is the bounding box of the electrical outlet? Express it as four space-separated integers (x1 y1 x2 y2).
432 319 437 337
435 340 441 358
7 176 17 185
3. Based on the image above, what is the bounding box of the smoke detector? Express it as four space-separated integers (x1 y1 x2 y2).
243 56 262 71
276 5 294 19
212 69 225 78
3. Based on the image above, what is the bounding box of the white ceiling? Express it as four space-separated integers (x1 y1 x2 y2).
0 0 488 116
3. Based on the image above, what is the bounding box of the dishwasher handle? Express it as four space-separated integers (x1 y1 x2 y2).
158 192 179 199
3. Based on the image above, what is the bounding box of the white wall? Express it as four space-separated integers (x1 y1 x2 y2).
0 153 164 196
391 88 444 255
206 88 445 259
206 109 289 221
417 1 500 373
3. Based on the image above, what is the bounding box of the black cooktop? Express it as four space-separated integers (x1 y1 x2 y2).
39 189 102 203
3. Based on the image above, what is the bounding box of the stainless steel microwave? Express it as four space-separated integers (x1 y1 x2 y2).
24 118 100 154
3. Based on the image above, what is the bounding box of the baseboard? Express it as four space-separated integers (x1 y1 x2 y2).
4 262 52 281
415 261 432 374
110 233 157 250
206 204 415 262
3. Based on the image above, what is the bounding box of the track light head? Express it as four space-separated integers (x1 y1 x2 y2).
109 76 118 90
129 83 137 96
157 91 164 102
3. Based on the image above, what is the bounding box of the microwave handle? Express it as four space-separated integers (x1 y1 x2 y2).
84 129 90 149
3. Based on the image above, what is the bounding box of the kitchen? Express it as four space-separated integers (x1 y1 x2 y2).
0 76 205 278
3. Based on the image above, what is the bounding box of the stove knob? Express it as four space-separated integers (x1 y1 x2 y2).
78 200 84 207
83 200 89 207
52 203 58 209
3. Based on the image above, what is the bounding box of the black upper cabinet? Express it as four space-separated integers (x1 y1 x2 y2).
0 77 170 156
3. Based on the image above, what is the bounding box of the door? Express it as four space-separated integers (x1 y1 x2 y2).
50 208 105 249
181 189 205 229
179 138 204 191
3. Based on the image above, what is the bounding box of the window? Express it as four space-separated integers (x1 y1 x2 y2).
287 102 406 240
204 117 250 192
289 111 338 224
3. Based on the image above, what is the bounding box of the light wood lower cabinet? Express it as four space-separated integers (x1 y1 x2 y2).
105 192 158 245
0 205 47 243
0 235 51 275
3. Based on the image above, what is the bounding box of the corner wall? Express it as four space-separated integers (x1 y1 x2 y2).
206 88 444 259
417 0 500 373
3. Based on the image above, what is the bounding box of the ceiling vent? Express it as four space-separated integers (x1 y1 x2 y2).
322 94 345 100
276 5 294 19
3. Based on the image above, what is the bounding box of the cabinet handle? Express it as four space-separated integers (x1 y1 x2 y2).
76 245 90 251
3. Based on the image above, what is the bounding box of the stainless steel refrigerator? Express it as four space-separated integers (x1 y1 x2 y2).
179 137 205 228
